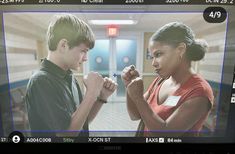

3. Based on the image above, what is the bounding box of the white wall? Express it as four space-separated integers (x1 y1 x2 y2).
4 32 39 84
198 29 228 84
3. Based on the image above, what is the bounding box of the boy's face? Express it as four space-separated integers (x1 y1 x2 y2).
64 43 89 71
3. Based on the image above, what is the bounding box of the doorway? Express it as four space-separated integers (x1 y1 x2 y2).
85 33 142 102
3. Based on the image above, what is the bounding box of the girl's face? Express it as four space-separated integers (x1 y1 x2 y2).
148 41 184 79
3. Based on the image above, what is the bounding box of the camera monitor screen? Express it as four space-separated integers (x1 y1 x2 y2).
0 0 235 152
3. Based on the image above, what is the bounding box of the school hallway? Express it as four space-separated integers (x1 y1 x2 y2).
89 102 140 137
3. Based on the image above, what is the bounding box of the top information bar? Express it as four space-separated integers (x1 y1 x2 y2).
0 0 234 5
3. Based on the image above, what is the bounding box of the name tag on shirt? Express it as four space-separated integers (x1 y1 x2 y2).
162 96 181 107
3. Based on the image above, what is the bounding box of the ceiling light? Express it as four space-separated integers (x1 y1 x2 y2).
89 20 137 25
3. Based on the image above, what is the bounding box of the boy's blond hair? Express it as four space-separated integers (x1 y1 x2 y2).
46 14 95 51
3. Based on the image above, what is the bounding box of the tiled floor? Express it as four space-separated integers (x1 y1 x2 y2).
89 102 140 137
